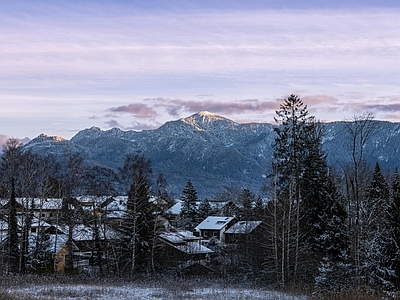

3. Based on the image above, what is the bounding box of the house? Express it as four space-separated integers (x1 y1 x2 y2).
0 215 53 236
224 220 264 244
27 230 71 274
164 200 183 221
0 197 63 225
99 196 127 227
158 230 213 268
194 216 236 244
224 220 266 271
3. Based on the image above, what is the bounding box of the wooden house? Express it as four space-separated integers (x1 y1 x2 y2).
194 216 236 244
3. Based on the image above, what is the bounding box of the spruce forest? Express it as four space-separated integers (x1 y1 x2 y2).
1 94 399 298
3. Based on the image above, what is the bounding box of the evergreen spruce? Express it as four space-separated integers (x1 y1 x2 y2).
387 168 400 289
238 188 255 220
302 124 348 259
363 162 390 288
301 123 348 289
179 180 199 230
272 94 314 284
369 167 400 290
1 139 23 273
198 198 212 220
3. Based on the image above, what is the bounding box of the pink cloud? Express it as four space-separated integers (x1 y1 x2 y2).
302 94 339 106
165 99 279 115
107 103 157 119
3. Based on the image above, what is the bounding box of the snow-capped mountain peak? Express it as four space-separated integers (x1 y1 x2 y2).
32 133 66 143
180 111 238 131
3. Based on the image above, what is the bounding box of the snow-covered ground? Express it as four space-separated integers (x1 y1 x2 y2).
6 283 308 299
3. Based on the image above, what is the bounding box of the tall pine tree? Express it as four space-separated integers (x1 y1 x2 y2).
179 180 199 230
387 168 400 289
302 123 348 259
363 163 390 288
368 167 400 290
1 139 23 273
238 188 255 221
272 94 314 285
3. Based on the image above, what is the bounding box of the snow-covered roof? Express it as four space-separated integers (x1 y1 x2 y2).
28 233 70 254
176 230 199 241
159 230 199 244
225 221 262 234
160 232 185 244
102 196 127 211
0 215 52 231
58 224 121 241
166 200 182 215
3 198 63 210
173 241 213 255
195 216 235 231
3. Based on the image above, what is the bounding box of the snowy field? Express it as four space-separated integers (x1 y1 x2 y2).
2 280 307 300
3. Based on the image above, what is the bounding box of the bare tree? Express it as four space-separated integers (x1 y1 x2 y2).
343 113 376 283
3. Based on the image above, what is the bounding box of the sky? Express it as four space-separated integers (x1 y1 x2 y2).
1 0 400 143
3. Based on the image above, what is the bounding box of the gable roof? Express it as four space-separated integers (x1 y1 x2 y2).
159 230 199 244
173 241 213 255
225 221 262 234
195 216 235 231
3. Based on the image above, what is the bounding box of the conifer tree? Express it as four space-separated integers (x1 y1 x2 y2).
362 163 389 288
1 139 23 273
198 198 212 220
238 188 255 220
272 94 314 285
179 180 199 230
368 167 399 290
302 124 348 259
387 168 400 288
156 173 169 201
299 122 348 289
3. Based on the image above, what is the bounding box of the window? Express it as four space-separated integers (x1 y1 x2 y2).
31 228 37 233
204 231 208 237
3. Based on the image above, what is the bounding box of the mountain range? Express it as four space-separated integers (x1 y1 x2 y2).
23 111 400 198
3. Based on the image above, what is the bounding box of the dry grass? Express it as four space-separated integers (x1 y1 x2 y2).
0 274 390 300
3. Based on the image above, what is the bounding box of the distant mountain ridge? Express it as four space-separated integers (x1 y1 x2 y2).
23 112 400 198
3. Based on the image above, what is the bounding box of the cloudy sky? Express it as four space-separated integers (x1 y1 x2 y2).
1 0 400 142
